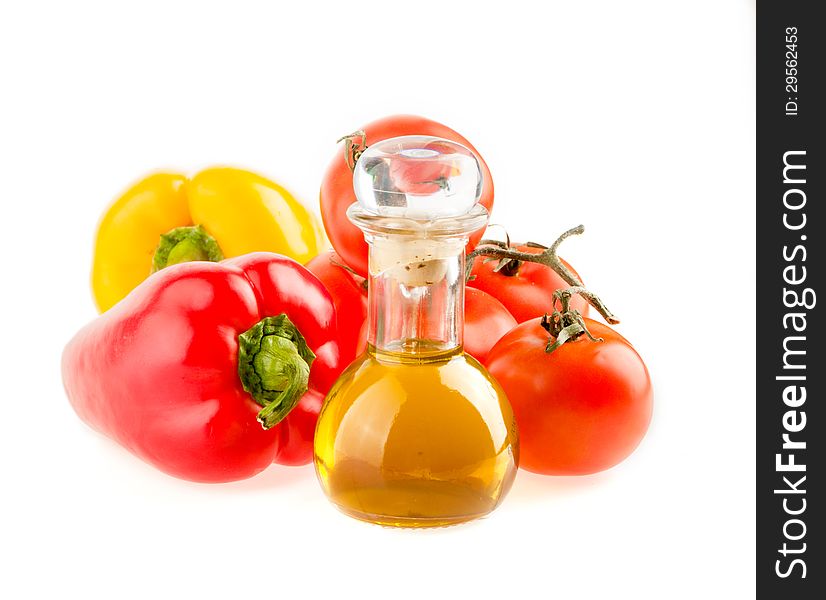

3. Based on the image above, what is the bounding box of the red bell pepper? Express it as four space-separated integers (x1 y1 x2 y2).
62 252 342 483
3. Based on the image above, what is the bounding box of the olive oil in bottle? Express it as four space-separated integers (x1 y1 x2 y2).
313 136 519 527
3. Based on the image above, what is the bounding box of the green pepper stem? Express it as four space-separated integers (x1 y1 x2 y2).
152 225 224 272
237 314 316 430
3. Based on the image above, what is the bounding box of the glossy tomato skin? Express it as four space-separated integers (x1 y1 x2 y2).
469 244 589 323
485 318 652 475
320 115 495 277
464 287 518 364
305 250 368 368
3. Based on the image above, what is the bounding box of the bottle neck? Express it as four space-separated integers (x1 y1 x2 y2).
366 235 466 357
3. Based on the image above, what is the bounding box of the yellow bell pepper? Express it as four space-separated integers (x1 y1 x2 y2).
92 167 326 312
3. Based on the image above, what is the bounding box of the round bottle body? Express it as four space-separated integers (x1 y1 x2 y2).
314 345 519 528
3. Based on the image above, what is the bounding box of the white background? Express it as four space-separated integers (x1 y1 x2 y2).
0 1 755 598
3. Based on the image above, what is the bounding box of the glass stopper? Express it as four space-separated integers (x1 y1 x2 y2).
353 135 483 220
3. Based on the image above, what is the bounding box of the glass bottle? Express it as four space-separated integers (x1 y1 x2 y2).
314 136 519 527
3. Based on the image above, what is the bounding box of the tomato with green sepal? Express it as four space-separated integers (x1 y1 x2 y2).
485 310 652 476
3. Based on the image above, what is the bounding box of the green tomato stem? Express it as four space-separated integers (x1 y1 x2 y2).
541 288 604 354
466 224 619 325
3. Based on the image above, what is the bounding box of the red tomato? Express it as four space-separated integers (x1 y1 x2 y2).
354 287 516 364
305 250 368 367
485 317 652 475
464 287 518 364
320 115 495 277
469 243 590 323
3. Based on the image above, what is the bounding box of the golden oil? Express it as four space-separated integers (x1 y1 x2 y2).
315 343 518 527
